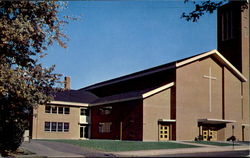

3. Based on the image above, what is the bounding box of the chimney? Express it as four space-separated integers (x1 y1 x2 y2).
64 76 71 90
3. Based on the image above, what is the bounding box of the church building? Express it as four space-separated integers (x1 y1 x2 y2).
31 1 249 141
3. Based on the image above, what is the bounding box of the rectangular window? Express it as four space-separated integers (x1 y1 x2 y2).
51 106 57 114
64 107 70 114
57 122 63 132
80 108 89 116
45 106 51 113
64 123 69 132
99 106 112 115
44 122 51 131
51 122 57 132
44 122 69 132
99 122 112 133
58 107 64 114
221 10 235 41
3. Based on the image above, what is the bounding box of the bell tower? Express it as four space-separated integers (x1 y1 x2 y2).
217 1 249 141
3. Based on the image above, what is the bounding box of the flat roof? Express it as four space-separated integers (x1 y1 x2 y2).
198 118 236 124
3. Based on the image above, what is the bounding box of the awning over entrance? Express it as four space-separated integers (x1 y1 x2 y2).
158 119 176 123
198 118 236 124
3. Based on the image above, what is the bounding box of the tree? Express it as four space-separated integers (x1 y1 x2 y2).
0 1 68 156
182 0 248 22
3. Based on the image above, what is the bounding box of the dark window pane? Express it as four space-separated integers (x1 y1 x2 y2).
51 122 57 132
64 123 69 132
64 107 70 114
99 106 112 115
80 108 89 116
58 107 63 114
45 106 51 113
52 107 57 114
98 122 111 133
57 122 63 132
44 122 50 131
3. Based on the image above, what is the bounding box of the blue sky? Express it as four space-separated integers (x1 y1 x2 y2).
42 1 217 89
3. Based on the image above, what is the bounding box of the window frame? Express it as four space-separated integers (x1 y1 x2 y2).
98 122 112 133
45 106 51 113
64 107 70 114
64 122 69 132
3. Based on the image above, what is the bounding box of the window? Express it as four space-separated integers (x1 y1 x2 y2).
51 122 57 132
221 10 235 41
45 105 70 115
99 106 112 115
80 108 89 116
45 106 51 113
52 107 57 114
44 122 69 132
44 122 50 131
64 123 69 132
64 107 70 114
99 122 112 133
57 122 63 132
58 107 64 114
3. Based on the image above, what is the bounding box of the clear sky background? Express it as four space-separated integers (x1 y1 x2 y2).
41 0 217 89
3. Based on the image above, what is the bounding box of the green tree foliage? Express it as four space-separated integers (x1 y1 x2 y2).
182 0 248 22
0 1 67 156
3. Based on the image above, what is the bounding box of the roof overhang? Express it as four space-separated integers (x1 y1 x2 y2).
142 82 174 98
176 49 247 82
82 49 246 91
90 97 141 106
158 119 176 123
90 82 174 106
198 118 236 124
49 101 89 107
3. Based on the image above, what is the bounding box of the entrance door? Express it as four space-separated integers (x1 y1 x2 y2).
202 129 217 141
80 126 85 138
209 129 217 141
202 129 209 141
159 124 170 141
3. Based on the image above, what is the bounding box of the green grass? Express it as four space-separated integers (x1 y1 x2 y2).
45 139 199 152
186 141 242 146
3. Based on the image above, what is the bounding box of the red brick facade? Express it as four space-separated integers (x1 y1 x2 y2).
91 100 143 141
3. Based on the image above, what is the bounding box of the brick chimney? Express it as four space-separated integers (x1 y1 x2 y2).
64 76 71 90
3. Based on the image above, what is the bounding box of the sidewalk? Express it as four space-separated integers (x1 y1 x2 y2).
108 142 250 157
19 140 250 157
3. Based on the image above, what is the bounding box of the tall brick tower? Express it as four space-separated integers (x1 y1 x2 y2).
217 1 249 141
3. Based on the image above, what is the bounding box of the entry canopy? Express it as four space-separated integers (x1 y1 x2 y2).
198 118 236 124
158 119 176 122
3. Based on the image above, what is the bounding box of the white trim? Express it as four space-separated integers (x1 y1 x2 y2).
213 50 247 81
176 49 247 82
158 119 176 122
49 101 89 107
176 50 215 68
142 82 174 98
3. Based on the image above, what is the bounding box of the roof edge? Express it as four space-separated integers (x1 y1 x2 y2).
176 49 247 82
49 101 89 106
142 82 174 98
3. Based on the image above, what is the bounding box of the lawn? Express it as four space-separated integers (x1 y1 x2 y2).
46 139 200 152
186 141 242 146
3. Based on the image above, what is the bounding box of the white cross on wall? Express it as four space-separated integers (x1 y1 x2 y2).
203 66 217 112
